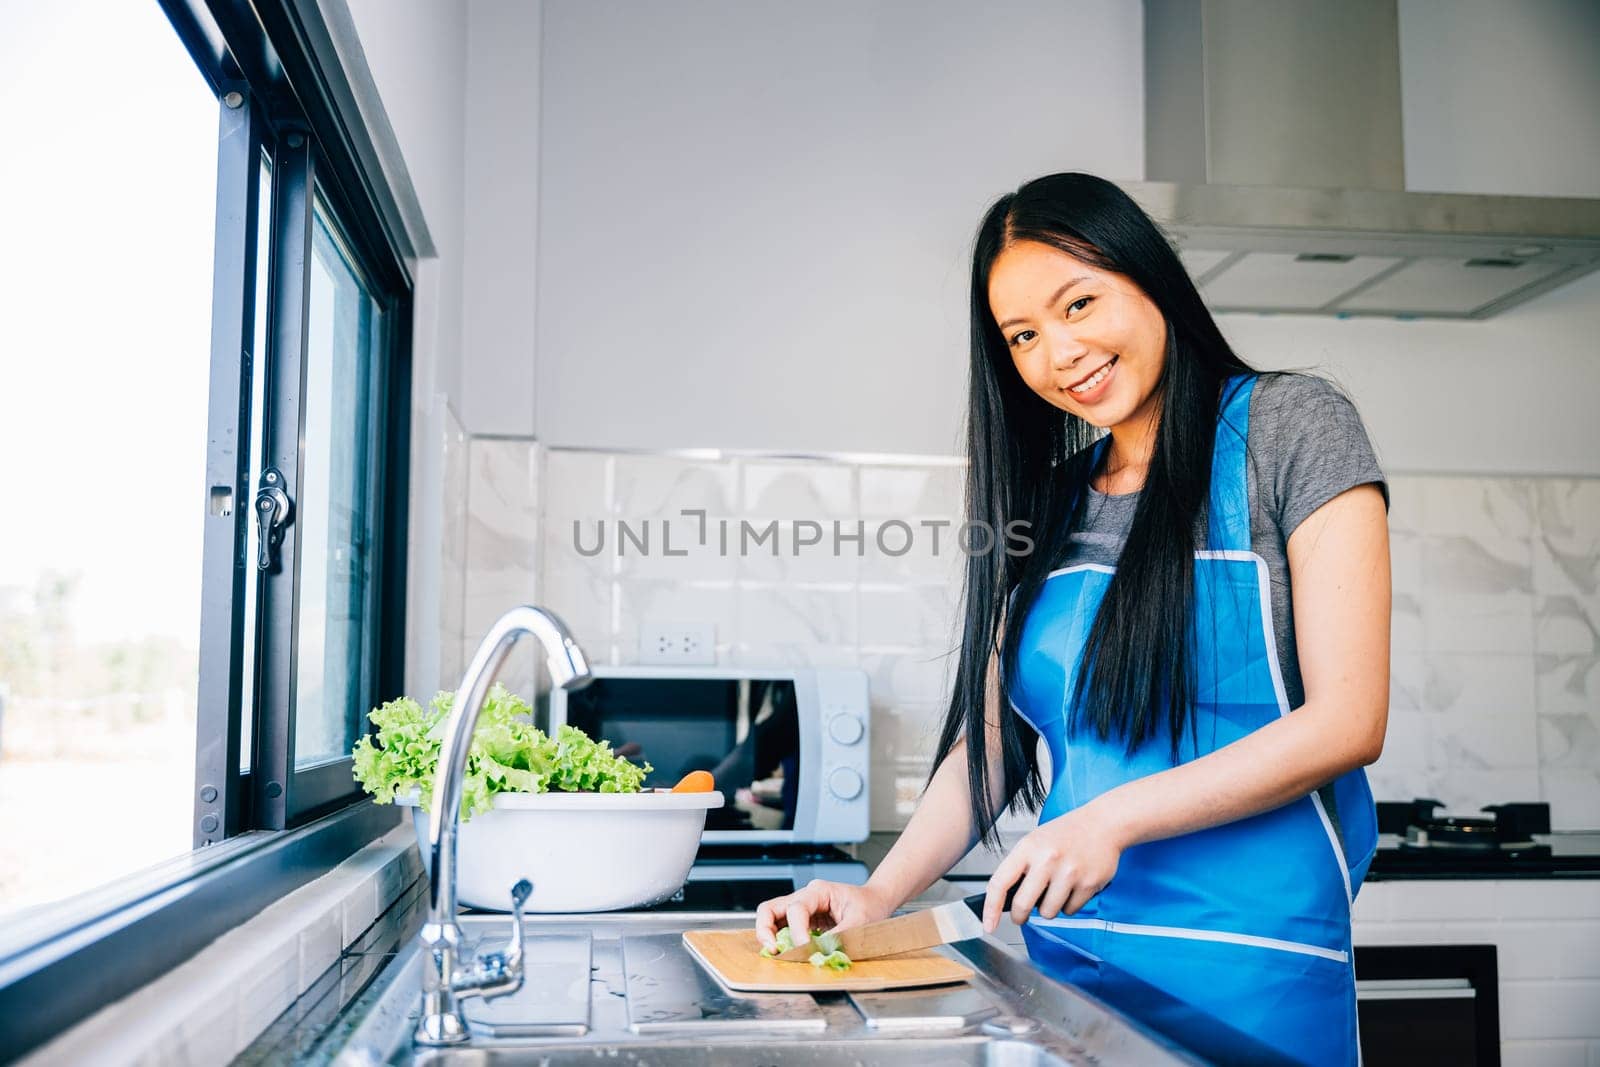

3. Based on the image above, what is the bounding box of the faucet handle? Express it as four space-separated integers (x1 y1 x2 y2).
503 879 531 970
451 879 534 1002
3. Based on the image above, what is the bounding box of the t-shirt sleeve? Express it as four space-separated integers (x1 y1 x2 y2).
1255 373 1389 540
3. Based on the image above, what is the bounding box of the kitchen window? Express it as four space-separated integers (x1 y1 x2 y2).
0 0 414 1055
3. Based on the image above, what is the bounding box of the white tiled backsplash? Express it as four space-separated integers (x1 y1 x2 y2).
449 441 1600 832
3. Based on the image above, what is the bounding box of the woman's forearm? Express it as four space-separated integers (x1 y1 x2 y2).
981 694 1384 929
867 649 1015 909
862 741 987 909
1091 696 1384 851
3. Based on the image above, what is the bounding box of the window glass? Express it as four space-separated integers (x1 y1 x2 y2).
293 202 381 768
0 0 217 917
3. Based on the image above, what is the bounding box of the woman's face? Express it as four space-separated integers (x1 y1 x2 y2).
986 239 1167 429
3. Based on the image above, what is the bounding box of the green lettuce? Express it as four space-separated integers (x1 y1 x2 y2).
350 684 650 821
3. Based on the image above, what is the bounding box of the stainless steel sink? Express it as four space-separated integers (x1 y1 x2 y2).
321 912 1203 1066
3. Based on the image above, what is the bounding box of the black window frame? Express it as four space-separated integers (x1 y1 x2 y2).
190 2 414 844
0 0 420 1057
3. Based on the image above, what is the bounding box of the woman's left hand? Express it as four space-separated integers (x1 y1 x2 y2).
981 800 1127 932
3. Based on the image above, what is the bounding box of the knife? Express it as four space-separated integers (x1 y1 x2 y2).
771 886 1017 963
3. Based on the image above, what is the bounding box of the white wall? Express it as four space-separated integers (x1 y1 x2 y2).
1398 0 1600 200
511 0 1599 475
462 0 542 436
340 0 470 694
531 0 1144 455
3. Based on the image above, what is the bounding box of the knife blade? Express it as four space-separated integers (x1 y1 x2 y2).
771 887 1016 963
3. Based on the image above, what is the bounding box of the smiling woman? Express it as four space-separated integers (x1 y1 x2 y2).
956 175 1388 1065
755 173 1391 1067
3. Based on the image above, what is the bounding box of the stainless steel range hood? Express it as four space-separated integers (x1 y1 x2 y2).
1117 0 1600 319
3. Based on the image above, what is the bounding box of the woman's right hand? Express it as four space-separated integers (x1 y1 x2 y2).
754 879 896 951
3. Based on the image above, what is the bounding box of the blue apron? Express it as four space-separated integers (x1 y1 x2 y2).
1007 374 1377 1066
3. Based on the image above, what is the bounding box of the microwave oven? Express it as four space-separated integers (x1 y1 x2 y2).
549 665 870 845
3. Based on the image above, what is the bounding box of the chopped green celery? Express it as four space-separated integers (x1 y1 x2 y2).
761 926 850 970
810 949 852 972
760 926 797 958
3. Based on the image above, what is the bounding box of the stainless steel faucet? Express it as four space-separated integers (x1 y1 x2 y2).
414 605 593 1047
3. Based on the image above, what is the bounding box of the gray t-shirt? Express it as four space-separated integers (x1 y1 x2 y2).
1061 373 1388 845
1063 372 1388 709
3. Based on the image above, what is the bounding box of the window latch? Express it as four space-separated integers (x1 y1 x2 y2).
254 467 293 571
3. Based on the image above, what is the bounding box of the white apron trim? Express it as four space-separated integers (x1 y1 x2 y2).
1194 550 1356 912
1029 914 1350 964
1042 562 1116 580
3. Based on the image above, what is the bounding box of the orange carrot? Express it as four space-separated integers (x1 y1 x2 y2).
671 770 715 793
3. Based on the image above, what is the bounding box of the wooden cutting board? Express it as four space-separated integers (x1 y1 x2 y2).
682 928 973 992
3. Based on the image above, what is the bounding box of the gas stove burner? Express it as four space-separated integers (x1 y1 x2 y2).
1404 815 1526 851
1381 798 1551 854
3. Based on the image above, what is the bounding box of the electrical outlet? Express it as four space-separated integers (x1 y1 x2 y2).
638 622 717 665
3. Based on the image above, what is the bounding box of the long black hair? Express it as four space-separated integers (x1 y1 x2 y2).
933 172 1257 846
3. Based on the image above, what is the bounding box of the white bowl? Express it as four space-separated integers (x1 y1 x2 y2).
398 789 724 912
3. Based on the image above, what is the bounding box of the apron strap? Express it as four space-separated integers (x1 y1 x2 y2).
1207 374 1256 553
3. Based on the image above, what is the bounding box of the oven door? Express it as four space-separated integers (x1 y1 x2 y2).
555 672 815 842
1356 944 1499 1066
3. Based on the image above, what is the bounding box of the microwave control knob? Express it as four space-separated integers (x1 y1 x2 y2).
827 767 864 801
827 713 865 746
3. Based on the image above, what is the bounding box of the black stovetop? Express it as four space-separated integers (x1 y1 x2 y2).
1368 800 1600 880
1368 832 1600 879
